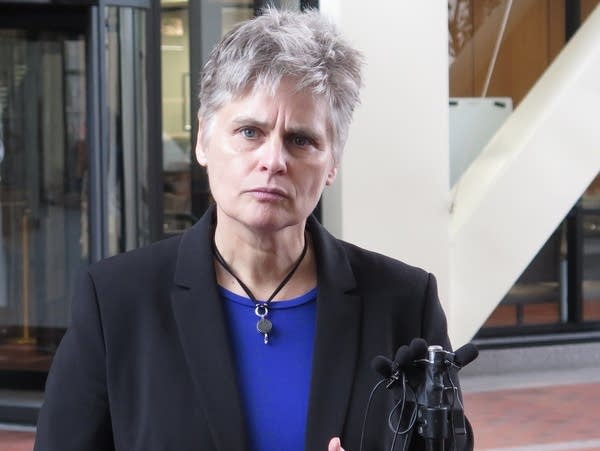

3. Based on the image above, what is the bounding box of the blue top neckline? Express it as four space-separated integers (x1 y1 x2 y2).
218 286 318 309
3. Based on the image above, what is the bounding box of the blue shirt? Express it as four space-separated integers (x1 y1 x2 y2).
220 286 317 451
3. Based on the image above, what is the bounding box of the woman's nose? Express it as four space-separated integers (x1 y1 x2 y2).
259 137 287 174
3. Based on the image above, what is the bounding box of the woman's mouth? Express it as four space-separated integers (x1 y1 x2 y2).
247 188 288 201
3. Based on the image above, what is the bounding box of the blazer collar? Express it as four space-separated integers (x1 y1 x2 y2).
171 205 249 451
305 216 361 450
171 207 361 451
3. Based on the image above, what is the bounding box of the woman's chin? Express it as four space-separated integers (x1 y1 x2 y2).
241 210 304 233
242 215 298 233
216 204 309 233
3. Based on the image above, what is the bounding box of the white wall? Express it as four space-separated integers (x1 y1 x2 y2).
320 0 452 315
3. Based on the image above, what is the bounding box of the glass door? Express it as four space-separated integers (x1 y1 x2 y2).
0 2 159 388
104 5 152 254
0 25 87 372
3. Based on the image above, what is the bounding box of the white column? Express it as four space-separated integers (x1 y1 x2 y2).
321 0 453 333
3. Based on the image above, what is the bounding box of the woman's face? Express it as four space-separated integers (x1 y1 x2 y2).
196 78 337 233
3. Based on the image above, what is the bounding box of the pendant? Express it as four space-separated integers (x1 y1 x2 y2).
257 318 273 344
255 305 272 344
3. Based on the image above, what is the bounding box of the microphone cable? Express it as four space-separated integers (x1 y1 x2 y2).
388 375 418 451
447 368 466 448
358 378 387 451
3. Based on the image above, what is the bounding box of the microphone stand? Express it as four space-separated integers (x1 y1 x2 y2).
368 340 477 451
414 346 451 451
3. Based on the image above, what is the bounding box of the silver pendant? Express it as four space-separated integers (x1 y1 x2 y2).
255 305 272 344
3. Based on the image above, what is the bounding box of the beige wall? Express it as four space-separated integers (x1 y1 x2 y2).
320 0 452 325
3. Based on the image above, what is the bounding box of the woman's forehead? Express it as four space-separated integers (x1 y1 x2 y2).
223 81 331 131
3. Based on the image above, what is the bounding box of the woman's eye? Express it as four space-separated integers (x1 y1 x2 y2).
240 127 257 138
292 135 309 147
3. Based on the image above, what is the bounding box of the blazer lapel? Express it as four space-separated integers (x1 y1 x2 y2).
304 217 362 451
170 207 249 451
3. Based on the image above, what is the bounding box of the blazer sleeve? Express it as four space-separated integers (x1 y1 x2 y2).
420 273 452 350
34 269 114 451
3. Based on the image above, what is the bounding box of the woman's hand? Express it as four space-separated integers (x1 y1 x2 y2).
328 437 345 451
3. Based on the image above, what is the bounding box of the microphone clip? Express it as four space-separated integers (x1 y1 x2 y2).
385 371 402 389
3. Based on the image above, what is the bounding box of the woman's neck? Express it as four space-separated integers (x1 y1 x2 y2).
213 219 316 301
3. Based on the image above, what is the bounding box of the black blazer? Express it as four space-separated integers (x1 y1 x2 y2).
35 207 472 451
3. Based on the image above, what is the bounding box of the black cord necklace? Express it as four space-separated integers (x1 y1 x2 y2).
212 233 308 344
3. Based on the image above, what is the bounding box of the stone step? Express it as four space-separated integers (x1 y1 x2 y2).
0 390 42 426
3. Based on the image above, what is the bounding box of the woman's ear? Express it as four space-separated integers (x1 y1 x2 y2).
325 166 338 186
195 118 207 167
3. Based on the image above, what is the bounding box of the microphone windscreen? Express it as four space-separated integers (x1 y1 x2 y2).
392 346 410 370
407 338 428 361
371 355 394 378
453 343 479 367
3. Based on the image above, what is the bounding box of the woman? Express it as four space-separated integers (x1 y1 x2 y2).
35 9 472 451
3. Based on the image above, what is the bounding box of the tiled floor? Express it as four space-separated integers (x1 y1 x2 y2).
0 430 35 451
1 381 600 450
463 381 600 450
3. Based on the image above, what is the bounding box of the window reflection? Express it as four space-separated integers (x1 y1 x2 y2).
583 175 600 321
105 7 151 254
583 208 600 321
161 1 193 235
0 29 87 370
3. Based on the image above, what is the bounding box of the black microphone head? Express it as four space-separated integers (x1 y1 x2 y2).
392 345 410 371
371 355 394 378
407 338 428 361
453 343 479 367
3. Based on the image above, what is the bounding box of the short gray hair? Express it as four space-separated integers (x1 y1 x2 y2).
198 8 364 161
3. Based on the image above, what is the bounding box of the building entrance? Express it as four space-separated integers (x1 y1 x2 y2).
0 9 88 376
0 2 160 394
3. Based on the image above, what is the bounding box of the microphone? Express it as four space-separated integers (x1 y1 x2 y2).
367 340 479 450
371 355 394 378
453 343 479 368
370 338 430 388
415 343 478 448
392 338 427 373
406 338 428 362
